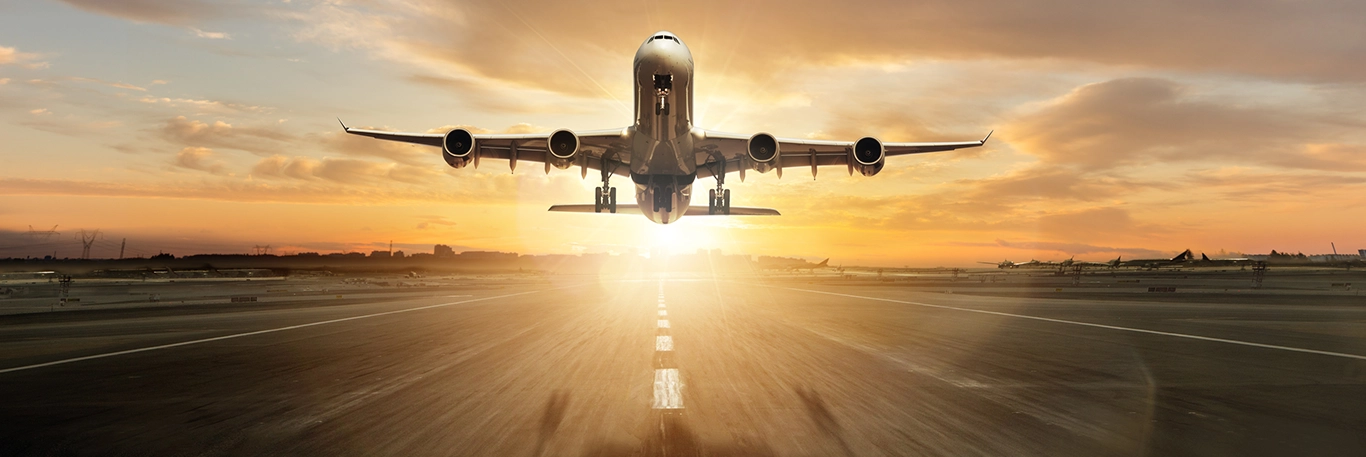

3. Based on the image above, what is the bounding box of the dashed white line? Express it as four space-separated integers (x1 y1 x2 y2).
0 291 542 374
656 335 673 351
658 310 668 317
652 368 683 409
780 287 1366 361
657 319 670 328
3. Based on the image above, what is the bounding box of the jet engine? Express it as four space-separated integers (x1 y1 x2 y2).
747 132 780 174
547 129 579 170
442 128 476 169
852 136 885 177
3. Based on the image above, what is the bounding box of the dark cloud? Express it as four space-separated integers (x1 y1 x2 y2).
56 0 232 26
299 0 1366 103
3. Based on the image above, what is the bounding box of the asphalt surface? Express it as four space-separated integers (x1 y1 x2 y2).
2 277 1365 456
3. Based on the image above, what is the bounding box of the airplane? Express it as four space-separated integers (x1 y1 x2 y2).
978 259 1021 269
1120 249 1195 270
756 256 830 272
342 31 990 224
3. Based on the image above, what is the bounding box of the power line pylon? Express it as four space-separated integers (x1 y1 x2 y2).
119 238 126 260
75 229 101 260
28 225 60 241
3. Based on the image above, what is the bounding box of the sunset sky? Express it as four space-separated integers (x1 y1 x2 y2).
2 0 1365 266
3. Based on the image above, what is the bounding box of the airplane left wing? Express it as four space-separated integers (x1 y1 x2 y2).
341 121 634 176
693 129 991 179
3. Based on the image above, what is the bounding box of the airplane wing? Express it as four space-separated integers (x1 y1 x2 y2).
341 121 635 177
692 129 991 179
548 204 780 216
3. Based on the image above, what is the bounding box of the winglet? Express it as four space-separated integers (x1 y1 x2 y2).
337 118 349 132
981 130 993 144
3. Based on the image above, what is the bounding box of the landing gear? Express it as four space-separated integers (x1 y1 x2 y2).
707 176 731 215
653 74 672 116
594 168 617 213
653 185 674 213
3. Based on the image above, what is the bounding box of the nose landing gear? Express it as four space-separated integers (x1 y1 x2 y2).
653 74 672 116
594 164 617 213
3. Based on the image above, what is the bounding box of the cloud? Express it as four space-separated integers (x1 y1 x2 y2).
68 76 147 91
158 116 292 155
1005 77 1363 171
173 146 226 174
951 239 1170 259
29 108 49 115
189 27 230 40
0 45 49 69
137 96 270 113
289 0 1366 107
55 0 230 26
415 215 457 230
0 78 10 85
250 155 441 185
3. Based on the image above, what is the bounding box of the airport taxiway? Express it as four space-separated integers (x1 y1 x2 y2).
1 277 1364 456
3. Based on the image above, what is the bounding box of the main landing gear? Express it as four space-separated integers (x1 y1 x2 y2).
707 175 731 215
594 168 617 213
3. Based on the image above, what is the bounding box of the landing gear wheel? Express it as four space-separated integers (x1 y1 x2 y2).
594 187 603 213
609 187 617 213
723 189 731 215
708 189 717 215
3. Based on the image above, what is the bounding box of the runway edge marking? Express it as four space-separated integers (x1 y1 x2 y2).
779 286 1366 361
0 290 542 374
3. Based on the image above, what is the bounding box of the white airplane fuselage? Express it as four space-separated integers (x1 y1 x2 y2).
629 31 696 224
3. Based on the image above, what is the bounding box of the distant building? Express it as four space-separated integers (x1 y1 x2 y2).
458 251 518 261
434 244 455 258
393 250 405 258
1360 249 1366 257
370 250 391 258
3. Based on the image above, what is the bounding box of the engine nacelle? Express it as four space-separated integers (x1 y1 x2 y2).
747 132 780 174
852 136 885 177
547 129 579 170
442 128 476 169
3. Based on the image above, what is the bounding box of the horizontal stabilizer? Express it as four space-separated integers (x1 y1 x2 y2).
547 204 780 216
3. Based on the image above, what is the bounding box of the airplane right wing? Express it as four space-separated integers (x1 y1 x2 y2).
548 204 780 216
341 121 635 177
692 129 991 179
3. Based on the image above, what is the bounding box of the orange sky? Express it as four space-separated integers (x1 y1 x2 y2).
2 0 1365 265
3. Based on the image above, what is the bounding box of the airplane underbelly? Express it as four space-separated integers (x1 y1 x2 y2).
634 178 692 224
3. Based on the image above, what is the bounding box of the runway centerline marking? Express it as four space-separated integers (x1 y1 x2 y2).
658 310 667 316
657 319 670 328
652 368 683 409
0 291 542 374
781 287 1366 361
656 335 673 351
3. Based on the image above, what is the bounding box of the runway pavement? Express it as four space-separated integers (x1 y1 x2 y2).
1 277 1364 456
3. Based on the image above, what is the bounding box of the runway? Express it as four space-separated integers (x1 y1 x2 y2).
2 277 1364 456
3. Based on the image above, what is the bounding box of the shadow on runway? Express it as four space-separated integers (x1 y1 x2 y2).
534 390 571 457
797 388 854 456
578 411 775 457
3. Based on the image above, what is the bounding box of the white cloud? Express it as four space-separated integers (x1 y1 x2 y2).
0 45 50 69
189 27 231 40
